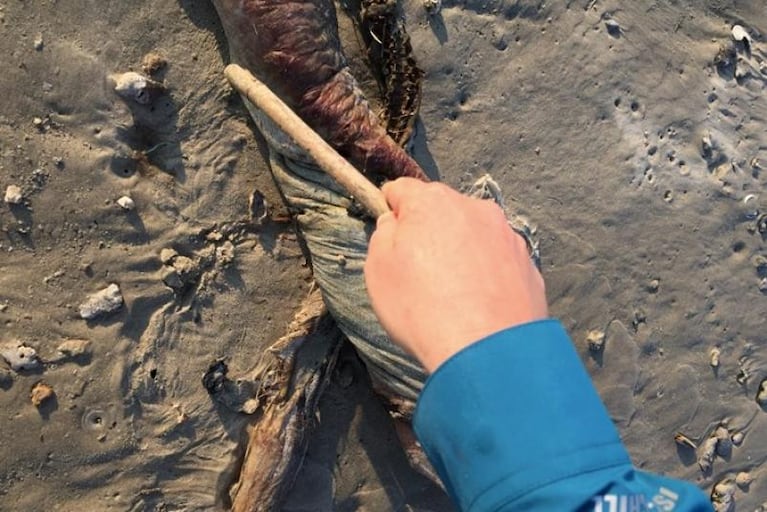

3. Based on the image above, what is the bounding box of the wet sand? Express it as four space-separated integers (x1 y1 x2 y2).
1 1 766 510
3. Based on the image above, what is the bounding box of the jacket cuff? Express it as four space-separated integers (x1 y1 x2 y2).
413 319 631 511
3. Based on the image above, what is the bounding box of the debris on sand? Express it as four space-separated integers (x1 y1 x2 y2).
111 71 165 105
735 471 753 489
756 377 767 407
709 347 721 368
56 339 92 359
698 435 719 473
159 249 200 291
33 33 44 51
4 184 23 204
141 52 167 76
674 432 696 450
711 478 736 512
30 381 55 407
1 343 42 372
731 25 751 53
423 0 441 15
604 19 621 37
116 195 135 211
79 284 124 320
586 330 605 352
248 189 268 224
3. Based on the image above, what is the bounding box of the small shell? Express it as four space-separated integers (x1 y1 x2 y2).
731 25 751 43
79 283 124 320
735 471 753 488
30 381 55 407
756 377 767 406
711 478 736 512
248 189 268 223
160 248 178 265
730 431 744 446
674 432 697 450
736 368 749 385
33 33 44 51
586 330 605 352
697 436 718 472
743 194 759 220
756 213 767 234
423 0 441 15
4 184 23 204
111 71 164 105
710 347 721 368
116 195 135 210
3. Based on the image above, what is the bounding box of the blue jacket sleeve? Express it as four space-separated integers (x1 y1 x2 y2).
412 319 712 511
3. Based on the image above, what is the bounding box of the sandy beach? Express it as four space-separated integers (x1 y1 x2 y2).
1 0 766 510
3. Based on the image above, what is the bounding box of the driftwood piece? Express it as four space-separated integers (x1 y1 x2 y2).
225 64 390 219
227 288 342 512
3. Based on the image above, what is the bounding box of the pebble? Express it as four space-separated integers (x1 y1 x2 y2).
757 213 767 234
79 284 124 320
30 381 55 407
756 377 767 406
56 339 92 358
1 343 42 371
160 248 178 264
709 347 721 368
116 195 135 211
4 184 23 204
735 471 753 488
216 240 235 266
141 52 167 75
711 479 736 512
161 267 184 289
586 329 605 352
33 33 44 51
423 0 441 15
111 71 164 105
731 431 744 446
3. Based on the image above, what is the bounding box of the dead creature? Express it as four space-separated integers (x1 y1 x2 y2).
211 0 426 182
208 0 437 509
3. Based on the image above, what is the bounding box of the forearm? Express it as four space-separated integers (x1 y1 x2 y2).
413 320 711 511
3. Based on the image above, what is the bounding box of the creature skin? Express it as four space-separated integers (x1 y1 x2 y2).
210 0 428 181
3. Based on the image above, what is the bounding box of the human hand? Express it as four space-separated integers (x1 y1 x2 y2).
364 178 548 373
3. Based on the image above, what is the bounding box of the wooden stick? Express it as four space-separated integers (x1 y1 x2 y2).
224 64 391 218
